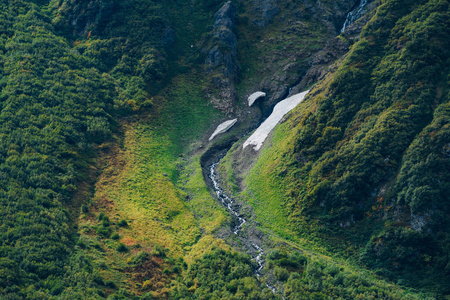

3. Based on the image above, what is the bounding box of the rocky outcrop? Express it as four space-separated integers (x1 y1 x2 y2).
235 0 363 119
290 37 350 94
291 1 378 94
52 0 104 36
340 0 369 33
204 1 240 115
251 0 280 27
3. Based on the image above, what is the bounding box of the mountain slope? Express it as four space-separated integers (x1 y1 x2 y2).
0 0 448 298
236 0 450 294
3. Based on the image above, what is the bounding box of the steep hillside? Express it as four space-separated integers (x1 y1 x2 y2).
222 0 450 295
0 0 447 298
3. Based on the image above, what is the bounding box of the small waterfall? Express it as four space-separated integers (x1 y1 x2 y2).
340 0 368 33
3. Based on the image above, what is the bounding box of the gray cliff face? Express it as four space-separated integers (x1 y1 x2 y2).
202 0 377 116
204 1 240 115
251 0 281 27
234 0 361 116
214 1 236 29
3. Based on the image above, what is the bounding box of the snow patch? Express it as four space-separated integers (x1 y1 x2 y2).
209 119 237 141
248 91 266 107
243 90 309 151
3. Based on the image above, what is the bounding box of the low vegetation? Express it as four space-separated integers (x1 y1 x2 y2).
238 0 450 295
0 0 447 298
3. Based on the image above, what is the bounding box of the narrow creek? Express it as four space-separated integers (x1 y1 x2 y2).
208 157 279 295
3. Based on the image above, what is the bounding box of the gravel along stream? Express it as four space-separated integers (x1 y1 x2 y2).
208 158 280 295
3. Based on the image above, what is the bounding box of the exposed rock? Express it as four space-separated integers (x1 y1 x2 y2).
340 0 378 37
291 2 377 94
248 92 266 107
206 46 239 81
410 213 428 232
206 77 237 114
243 91 309 151
257 78 291 116
209 119 238 141
204 1 240 114
340 0 369 33
214 1 236 29
291 37 349 93
251 0 280 27
53 0 104 36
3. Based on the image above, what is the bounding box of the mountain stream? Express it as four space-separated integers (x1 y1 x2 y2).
208 158 279 295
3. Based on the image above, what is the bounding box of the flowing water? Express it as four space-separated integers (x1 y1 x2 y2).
209 161 246 234
208 159 280 295
340 0 368 33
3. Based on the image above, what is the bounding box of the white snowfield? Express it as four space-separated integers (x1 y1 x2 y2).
243 90 309 151
248 91 266 107
209 119 237 141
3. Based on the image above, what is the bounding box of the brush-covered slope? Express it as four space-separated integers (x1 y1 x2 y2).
1 0 447 298
245 0 450 294
0 1 117 298
0 0 224 298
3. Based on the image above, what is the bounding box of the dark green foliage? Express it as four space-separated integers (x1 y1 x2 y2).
105 280 116 289
81 204 89 213
129 251 149 265
0 0 447 298
266 253 427 299
0 0 115 297
97 212 107 221
267 250 306 272
116 243 128 253
273 267 289 281
50 0 172 112
140 292 154 300
118 219 128 227
96 226 112 238
0 0 221 297
151 245 167 258
171 249 280 299
266 0 450 294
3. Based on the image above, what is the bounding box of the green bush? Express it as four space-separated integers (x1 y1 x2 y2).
96 226 112 238
117 243 129 253
105 280 116 289
97 212 107 221
81 204 89 213
274 267 289 281
118 219 128 227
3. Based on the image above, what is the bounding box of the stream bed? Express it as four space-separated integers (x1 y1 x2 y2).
208 158 279 295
